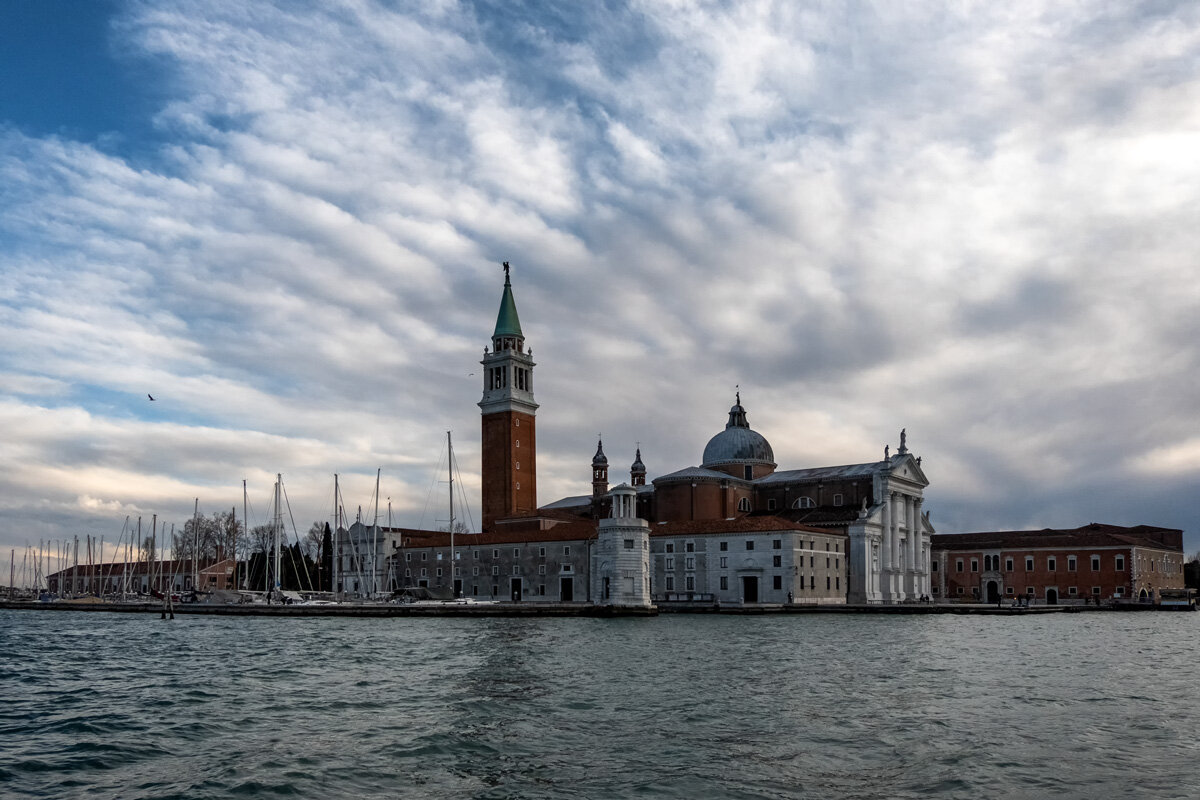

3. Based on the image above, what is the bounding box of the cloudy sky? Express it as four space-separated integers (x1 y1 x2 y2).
2 0 1198 578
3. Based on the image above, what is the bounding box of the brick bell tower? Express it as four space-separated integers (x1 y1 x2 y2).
479 263 538 530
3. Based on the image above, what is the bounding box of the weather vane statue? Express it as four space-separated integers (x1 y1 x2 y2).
502 261 510 280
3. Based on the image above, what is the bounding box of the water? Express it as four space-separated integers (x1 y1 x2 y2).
1 610 1197 799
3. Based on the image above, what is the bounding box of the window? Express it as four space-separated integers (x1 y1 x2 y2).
793 497 815 509
720 576 728 590
719 542 728 552
513 548 520 558
538 565 545 575
685 557 695 570
826 576 831 590
932 560 939 573
1092 586 1101 596
421 568 427 577
773 555 782 567
538 547 545 557
686 542 695 553
1005 587 1015 595
562 564 572 573
738 498 751 512
405 569 411 577
666 558 674 570
772 539 782 550
1068 556 1076 572
826 557 831 568
773 575 782 590
512 566 520 575
719 557 727 568
833 493 844 506
492 549 499 558
436 568 443 577
1091 555 1100 571
492 585 498 595
746 541 755 551
956 586 964 595
744 466 753 480
767 499 776 511
665 576 675 590
810 576 815 589
1005 557 1013 571
685 576 695 591
564 546 571 556
1048 557 1056 572
492 566 499 576
666 543 675 553
1114 586 1124 597
956 559 964 573
1026 587 1034 596
1115 555 1125 571
970 558 978 573
624 539 634 549
1025 556 1033 571
472 567 479 576
1068 586 1078 596
404 553 411 562
539 584 545 596
473 585 479 596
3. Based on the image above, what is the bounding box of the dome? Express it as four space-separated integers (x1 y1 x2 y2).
701 397 776 469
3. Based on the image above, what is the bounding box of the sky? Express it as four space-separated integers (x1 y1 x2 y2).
2 0 1199 580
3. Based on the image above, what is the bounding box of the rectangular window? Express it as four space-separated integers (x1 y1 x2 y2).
1114 586 1124 597
624 539 634 549
932 560 938 572
564 546 571 556
666 543 675 553
405 553 411 562
826 557 831 568
539 547 545 557
685 557 695 570
472 567 479 576
767 498 776 511
1068 586 1078 595
685 576 695 591
665 576 675 591
665 557 674 570
472 550 479 559
1068 556 1076 572
970 558 978 573
1025 556 1033 571
492 585 498 596
1048 557 1056 572
538 565 545 575
436 568 443 577
1115 555 1125 571
1092 586 1101 595
833 493 843 506
810 575 815 589
826 576 831 590
836 577 840 590
492 566 499 576
720 576 728 590
773 575 782 590
492 549 499 558
719 556 727 568
512 566 520 575
405 569 411 577
513 548 520 558
772 539 782 550
956 559 964 573
1005 557 1013 571
686 542 695 553
562 564 572 573
1091 555 1100 571
773 555 782 567
746 541 755 551
719 541 728 552
473 585 478 596
1005 587 1014 595
420 568 427 577
539 584 545 596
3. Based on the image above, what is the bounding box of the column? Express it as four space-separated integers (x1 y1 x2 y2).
880 493 892 601
890 492 901 600
905 496 917 597
913 498 926 597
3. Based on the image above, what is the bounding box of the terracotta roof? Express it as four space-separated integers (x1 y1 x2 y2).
931 523 1183 552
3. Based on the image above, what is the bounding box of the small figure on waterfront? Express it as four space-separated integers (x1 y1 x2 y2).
787 592 793 604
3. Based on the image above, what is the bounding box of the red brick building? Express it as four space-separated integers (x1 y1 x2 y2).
931 523 1185 604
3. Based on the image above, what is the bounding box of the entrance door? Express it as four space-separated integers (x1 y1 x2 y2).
742 576 758 604
986 581 1000 603
560 577 574 602
453 579 462 598
1046 588 1058 605
511 578 523 602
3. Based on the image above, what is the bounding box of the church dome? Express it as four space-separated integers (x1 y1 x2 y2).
701 396 776 469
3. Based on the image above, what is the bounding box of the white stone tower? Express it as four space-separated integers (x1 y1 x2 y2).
591 484 652 609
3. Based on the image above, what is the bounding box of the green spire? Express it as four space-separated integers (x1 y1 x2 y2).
493 262 524 339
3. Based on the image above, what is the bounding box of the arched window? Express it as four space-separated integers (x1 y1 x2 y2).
737 498 751 512
792 497 815 509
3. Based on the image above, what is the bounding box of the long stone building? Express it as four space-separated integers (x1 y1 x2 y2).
336 267 934 605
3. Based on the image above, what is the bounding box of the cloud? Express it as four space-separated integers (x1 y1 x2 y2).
1 0 1199 564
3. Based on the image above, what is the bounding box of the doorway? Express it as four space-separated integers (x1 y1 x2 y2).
986 581 1000 603
453 579 462 598
510 578 523 602
742 575 759 604
560 577 574 602
1046 588 1058 605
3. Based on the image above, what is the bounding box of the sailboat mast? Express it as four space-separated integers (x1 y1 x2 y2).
192 498 200 591
242 480 249 591
372 468 381 598
333 473 340 599
274 474 283 596
448 430 455 597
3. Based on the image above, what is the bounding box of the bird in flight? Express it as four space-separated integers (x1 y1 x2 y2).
148 394 156 401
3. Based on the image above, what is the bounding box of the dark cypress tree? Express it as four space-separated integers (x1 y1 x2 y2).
321 522 333 593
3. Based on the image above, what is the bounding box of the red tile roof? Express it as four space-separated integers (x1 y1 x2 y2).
931 523 1182 552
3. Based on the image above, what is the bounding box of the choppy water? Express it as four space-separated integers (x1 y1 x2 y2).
1 609 1198 799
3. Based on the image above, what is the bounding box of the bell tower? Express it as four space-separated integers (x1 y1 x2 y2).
479 263 538 530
